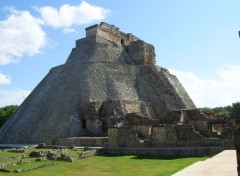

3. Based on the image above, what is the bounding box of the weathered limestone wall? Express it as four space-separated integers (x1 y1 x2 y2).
151 125 177 141
160 109 208 136
128 40 155 65
80 101 150 123
194 121 208 136
102 147 230 157
86 119 102 134
207 116 235 139
108 127 144 148
85 22 139 46
0 60 201 144
91 27 121 44
108 126 234 148
66 37 131 64
136 66 196 117
150 139 234 148
134 125 151 138
158 67 196 110
175 125 203 140
80 149 98 159
107 128 118 148
55 137 108 147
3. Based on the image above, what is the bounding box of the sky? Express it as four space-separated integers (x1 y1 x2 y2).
0 0 240 108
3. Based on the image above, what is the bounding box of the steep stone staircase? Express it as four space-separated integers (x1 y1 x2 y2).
175 125 205 140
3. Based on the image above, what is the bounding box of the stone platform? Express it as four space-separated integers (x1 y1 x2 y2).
172 150 237 176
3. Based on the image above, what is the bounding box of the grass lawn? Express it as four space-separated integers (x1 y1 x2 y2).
0 154 207 176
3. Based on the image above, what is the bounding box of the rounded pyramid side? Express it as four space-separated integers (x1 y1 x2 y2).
0 23 197 144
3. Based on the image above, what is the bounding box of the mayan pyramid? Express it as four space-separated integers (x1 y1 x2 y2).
0 22 196 144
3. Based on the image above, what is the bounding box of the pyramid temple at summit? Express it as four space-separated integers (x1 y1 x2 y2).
0 23 234 152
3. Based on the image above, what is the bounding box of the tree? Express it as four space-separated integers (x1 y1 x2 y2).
200 105 232 117
232 102 240 119
200 107 214 114
0 105 18 128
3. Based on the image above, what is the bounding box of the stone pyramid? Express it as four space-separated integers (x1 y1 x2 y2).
0 22 195 144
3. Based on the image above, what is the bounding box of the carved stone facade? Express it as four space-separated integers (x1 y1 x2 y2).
85 22 139 46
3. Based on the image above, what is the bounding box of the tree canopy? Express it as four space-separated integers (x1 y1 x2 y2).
231 102 240 119
200 102 240 118
0 105 18 128
200 106 232 117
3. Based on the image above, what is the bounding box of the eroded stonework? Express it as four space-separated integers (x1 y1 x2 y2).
0 22 197 144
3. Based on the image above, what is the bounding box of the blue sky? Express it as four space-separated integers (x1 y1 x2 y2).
0 0 240 107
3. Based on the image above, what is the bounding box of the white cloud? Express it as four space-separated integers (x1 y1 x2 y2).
0 73 11 84
169 65 240 108
63 28 78 34
0 89 31 107
0 2 109 65
38 1 110 29
0 8 47 65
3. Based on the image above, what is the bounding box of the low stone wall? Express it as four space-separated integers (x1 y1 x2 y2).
55 137 108 147
175 125 203 140
151 125 177 141
108 127 144 148
108 127 234 148
80 149 98 159
151 138 234 148
159 109 209 136
102 147 230 157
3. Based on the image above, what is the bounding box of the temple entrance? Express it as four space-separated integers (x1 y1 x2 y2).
82 119 86 129
102 119 108 133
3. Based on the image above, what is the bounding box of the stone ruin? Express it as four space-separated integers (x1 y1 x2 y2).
0 22 234 155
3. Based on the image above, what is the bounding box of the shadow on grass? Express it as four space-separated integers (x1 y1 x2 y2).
129 155 205 160
97 154 207 160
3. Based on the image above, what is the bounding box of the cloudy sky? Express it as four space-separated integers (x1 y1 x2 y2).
0 0 239 108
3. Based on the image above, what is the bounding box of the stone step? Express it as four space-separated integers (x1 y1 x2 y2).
175 125 204 140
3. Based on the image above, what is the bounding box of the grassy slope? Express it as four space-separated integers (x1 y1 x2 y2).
0 155 207 176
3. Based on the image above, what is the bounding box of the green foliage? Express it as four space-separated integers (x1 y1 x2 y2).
200 107 214 114
201 105 232 117
201 102 240 118
231 102 240 119
0 105 18 127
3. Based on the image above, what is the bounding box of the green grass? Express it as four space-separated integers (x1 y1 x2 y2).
9 160 56 170
0 153 207 176
65 149 82 157
0 151 24 159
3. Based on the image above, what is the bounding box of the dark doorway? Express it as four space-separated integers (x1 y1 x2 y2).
121 39 125 46
82 119 86 129
102 119 108 133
